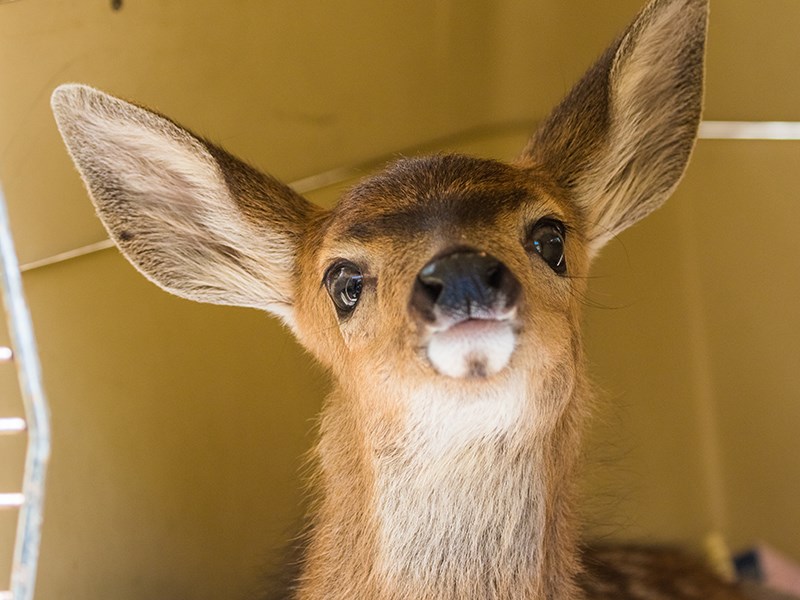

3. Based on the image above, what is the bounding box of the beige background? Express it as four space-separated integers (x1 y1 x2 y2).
0 1 798 599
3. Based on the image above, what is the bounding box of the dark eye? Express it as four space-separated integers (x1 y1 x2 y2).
527 219 567 275
324 261 364 317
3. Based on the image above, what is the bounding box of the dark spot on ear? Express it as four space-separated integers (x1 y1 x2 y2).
214 243 244 265
111 0 123 10
118 230 134 242
208 242 262 280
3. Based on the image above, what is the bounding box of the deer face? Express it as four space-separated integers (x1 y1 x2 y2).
294 156 588 395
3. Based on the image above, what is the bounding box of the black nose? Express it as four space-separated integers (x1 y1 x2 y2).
410 247 521 323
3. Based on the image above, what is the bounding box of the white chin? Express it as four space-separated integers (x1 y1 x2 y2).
426 320 516 379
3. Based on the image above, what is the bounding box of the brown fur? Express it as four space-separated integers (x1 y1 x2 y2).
50 0 746 598
580 545 744 599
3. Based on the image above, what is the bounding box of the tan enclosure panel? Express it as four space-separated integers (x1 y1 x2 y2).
0 1 797 599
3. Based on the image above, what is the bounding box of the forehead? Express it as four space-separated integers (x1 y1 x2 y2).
328 154 557 242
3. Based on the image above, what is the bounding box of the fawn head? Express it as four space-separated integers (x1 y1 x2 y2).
51 0 707 432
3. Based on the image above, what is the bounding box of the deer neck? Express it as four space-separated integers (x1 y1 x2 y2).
300 369 586 600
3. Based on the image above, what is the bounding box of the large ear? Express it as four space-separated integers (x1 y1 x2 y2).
520 0 708 256
51 84 317 329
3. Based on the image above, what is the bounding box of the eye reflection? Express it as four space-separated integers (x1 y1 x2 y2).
527 220 567 275
324 261 364 316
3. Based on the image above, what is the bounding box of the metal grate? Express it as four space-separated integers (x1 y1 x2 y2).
0 183 51 600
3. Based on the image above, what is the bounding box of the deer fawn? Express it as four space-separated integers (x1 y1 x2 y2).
51 0 747 598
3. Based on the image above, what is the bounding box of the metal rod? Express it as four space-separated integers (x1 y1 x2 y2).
0 183 51 600
19 239 114 274
0 417 26 434
17 119 800 275
0 493 25 508
699 121 800 140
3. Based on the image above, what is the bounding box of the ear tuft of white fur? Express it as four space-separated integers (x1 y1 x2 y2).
521 0 708 258
51 84 313 329
51 83 228 222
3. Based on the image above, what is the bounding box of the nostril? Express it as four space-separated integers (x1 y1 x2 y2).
485 261 521 309
486 262 503 290
411 275 443 322
418 277 443 303
495 264 521 310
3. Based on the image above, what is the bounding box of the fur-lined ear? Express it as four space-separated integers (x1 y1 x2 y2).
520 0 708 256
51 84 317 329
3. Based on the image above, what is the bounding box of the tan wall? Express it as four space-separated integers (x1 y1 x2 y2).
582 141 800 556
0 1 798 598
